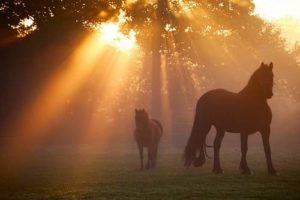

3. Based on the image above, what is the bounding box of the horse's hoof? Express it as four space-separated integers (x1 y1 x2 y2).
268 170 277 176
212 168 223 174
241 169 252 175
193 157 205 167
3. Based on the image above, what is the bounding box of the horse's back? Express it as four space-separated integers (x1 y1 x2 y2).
151 119 163 139
197 89 238 112
199 89 237 102
151 119 163 132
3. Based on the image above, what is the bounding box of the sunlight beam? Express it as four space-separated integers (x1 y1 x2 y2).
3 33 107 166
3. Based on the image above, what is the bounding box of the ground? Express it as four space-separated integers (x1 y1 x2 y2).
0 142 299 200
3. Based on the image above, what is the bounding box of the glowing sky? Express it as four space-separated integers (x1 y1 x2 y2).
254 0 300 48
254 0 300 21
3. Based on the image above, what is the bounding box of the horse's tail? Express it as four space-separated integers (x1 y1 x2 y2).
184 106 211 168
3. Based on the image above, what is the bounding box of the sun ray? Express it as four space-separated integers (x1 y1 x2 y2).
3 33 108 167
81 52 136 144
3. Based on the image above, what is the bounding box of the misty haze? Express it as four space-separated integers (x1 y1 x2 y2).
0 0 299 199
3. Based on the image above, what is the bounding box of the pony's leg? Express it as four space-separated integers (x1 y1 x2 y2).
240 133 251 174
146 146 152 169
138 144 143 170
260 126 276 175
152 142 158 168
212 129 225 174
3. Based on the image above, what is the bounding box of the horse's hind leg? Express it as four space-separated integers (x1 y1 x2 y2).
152 142 158 168
212 129 225 174
240 133 251 174
193 123 211 167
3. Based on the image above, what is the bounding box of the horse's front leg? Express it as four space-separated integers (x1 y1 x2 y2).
213 129 225 174
146 146 153 169
260 126 276 175
138 144 143 171
240 133 251 174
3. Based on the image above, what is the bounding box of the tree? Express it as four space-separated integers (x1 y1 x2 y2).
1 0 300 139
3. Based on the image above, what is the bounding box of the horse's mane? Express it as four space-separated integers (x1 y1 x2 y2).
240 64 272 97
246 67 263 88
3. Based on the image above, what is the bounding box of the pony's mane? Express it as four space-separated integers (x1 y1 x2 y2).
240 63 273 97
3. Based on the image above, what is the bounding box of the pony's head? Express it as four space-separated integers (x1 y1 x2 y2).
249 62 274 99
135 109 149 128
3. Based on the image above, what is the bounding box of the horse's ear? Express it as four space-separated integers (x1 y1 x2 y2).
135 109 138 113
269 62 273 70
260 62 265 68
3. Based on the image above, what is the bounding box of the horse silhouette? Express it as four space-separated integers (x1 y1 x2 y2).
184 62 276 175
134 109 163 170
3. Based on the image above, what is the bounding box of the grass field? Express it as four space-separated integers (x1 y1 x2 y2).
0 142 299 200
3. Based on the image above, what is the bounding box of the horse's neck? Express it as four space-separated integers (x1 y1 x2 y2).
239 84 266 103
136 120 151 133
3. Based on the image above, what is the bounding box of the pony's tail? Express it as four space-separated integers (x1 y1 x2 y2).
184 108 212 168
184 110 202 167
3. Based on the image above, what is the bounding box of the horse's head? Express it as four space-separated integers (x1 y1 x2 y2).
250 62 274 99
135 109 149 128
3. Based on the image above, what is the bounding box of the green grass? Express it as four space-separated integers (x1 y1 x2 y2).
0 144 299 200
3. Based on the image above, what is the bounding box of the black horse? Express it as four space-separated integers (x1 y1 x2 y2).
184 62 276 175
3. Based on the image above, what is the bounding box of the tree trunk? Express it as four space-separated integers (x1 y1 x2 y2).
151 21 163 118
150 0 169 118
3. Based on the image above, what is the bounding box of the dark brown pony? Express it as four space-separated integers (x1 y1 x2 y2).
134 109 163 170
184 62 276 175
